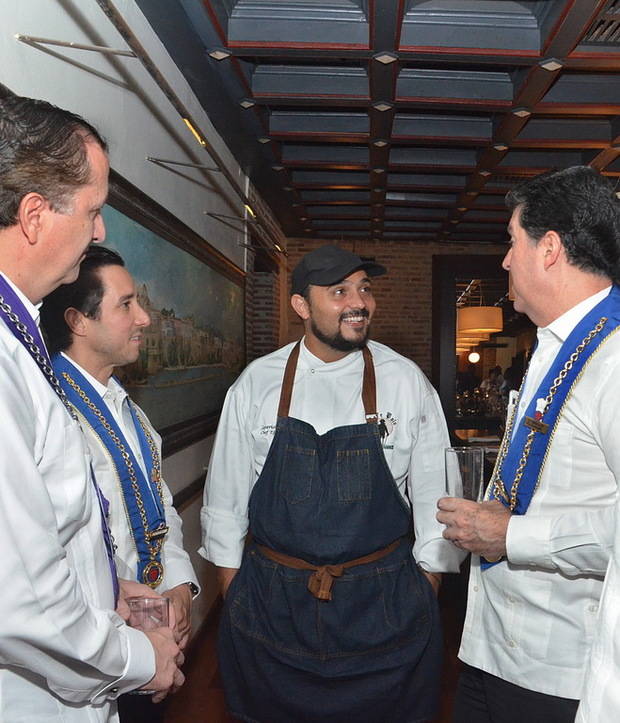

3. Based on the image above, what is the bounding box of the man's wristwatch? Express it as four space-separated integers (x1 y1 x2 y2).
185 581 199 596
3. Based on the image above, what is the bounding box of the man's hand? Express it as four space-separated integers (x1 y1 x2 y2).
437 498 511 560
142 627 185 703
116 578 177 629
163 583 193 649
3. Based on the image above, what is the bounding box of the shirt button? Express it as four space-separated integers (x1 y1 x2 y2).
473 586 479 592
310 368 315 374
506 639 516 648
507 596 516 604
111 687 119 694
589 604 598 613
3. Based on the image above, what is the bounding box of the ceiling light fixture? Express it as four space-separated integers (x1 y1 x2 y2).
258 136 271 144
182 118 206 147
539 57 563 72
479 169 492 177
208 48 231 60
372 168 386 174
272 165 284 171
512 107 531 118
457 207 467 212
458 306 503 334
372 101 394 112
372 139 389 147
493 143 509 151
373 51 398 64
239 98 256 109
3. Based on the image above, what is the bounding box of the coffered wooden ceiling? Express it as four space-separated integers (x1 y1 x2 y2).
137 0 620 246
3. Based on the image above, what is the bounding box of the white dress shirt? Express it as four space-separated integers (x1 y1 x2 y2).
200 338 464 573
0 274 154 722
459 287 620 698
576 492 620 722
62 355 199 593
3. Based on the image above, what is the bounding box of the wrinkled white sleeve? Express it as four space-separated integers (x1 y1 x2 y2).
507 359 620 576
408 380 465 573
160 476 201 593
0 354 154 703
199 377 254 568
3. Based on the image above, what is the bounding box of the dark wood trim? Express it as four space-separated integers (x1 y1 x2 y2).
108 170 245 287
161 412 220 459
172 471 208 512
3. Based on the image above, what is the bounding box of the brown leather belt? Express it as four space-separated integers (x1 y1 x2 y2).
254 538 402 601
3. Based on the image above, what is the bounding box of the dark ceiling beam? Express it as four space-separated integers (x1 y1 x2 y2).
542 0 609 57
442 0 609 237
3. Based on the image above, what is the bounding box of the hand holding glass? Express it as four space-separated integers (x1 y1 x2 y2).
445 447 485 502
127 597 170 695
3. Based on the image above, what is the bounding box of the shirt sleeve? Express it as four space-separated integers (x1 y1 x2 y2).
199 377 254 568
159 476 201 593
0 352 154 703
408 380 466 573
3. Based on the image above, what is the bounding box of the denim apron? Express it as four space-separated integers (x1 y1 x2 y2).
218 342 442 722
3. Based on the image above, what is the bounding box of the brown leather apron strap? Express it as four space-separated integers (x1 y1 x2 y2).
277 340 301 418
277 341 377 422
255 538 402 601
361 345 377 423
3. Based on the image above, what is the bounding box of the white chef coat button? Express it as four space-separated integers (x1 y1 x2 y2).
506 639 516 648
111 687 119 694
589 604 598 613
310 368 315 374
473 585 479 592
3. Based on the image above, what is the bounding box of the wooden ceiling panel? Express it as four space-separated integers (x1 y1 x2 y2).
135 0 620 244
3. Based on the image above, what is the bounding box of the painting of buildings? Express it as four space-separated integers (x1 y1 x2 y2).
101 205 244 432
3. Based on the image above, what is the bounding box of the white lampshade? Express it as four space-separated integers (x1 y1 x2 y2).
457 306 503 334
457 333 489 345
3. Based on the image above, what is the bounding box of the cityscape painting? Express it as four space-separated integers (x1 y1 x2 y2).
101 204 245 440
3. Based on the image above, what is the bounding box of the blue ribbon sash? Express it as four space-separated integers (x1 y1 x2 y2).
482 285 620 570
53 354 168 587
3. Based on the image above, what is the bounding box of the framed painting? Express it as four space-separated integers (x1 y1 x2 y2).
105 172 245 456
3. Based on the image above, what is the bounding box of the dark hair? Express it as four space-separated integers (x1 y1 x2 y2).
0 94 108 228
506 166 620 282
40 246 124 354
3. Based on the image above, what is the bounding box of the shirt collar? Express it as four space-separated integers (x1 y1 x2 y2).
0 272 42 325
60 352 126 403
540 286 612 344
300 336 363 369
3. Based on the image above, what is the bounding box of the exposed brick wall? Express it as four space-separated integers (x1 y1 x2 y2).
284 237 506 378
248 270 282 361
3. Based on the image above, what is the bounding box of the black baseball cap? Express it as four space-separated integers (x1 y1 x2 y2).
291 245 387 296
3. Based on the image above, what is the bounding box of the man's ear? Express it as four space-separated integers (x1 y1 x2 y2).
17 193 49 244
291 293 310 321
539 229 563 270
64 307 88 338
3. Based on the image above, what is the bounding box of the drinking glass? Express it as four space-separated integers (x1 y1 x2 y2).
444 446 485 502
126 597 170 695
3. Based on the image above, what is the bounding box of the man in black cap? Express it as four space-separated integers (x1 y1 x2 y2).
200 244 462 723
